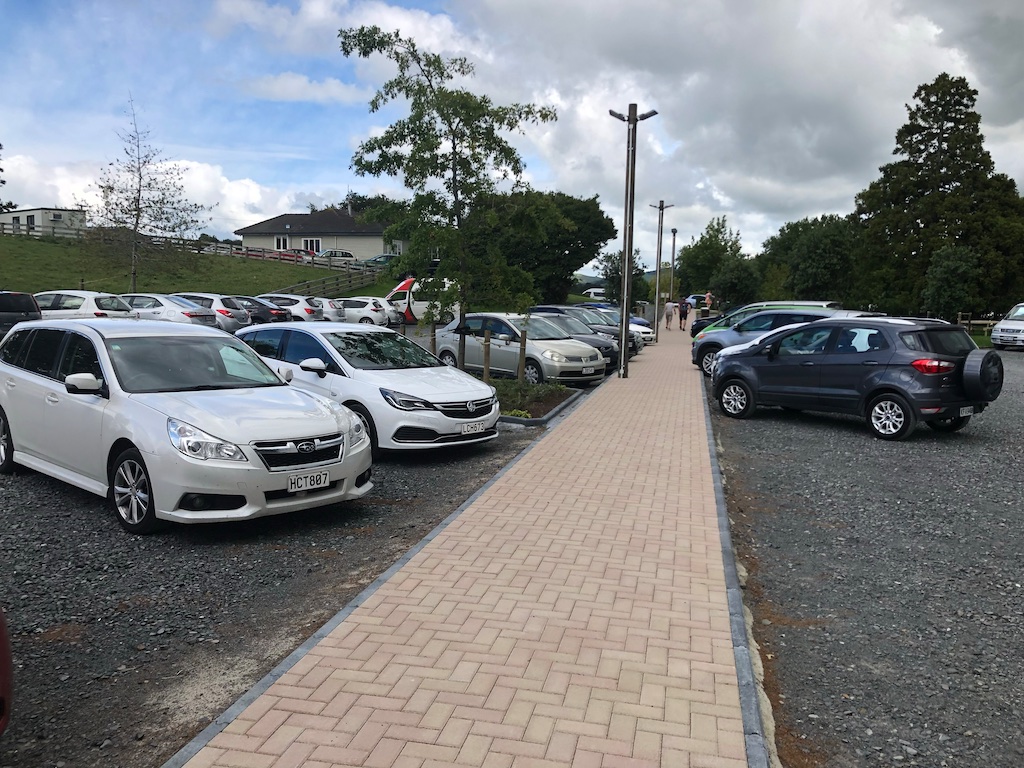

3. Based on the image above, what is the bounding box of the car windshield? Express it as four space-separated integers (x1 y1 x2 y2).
107 336 284 393
324 331 441 370
1002 304 1024 321
541 314 592 335
508 316 570 341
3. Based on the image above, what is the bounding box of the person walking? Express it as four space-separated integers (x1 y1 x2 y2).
663 299 675 330
679 299 689 330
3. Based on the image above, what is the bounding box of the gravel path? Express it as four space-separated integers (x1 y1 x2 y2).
712 352 1024 767
0 424 543 768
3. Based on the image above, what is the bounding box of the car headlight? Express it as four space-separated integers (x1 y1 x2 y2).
347 413 368 447
542 349 567 363
167 419 247 462
380 388 435 411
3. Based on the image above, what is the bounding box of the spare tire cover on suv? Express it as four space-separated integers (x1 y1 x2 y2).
962 349 1003 402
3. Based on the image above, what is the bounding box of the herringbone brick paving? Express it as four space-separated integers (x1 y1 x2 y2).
178 323 749 767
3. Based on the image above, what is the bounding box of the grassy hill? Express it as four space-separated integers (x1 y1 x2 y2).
0 236 400 297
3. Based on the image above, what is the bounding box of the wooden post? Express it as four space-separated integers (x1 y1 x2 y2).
429 322 437 356
518 328 528 382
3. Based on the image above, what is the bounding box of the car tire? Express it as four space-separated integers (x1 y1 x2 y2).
962 349 1003 402
0 407 15 475
110 448 162 534
346 403 379 456
358 317 374 324
439 350 457 367
927 414 971 433
867 393 917 441
523 360 544 385
718 379 755 418
699 346 721 377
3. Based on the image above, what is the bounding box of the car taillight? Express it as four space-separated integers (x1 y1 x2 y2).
216 309 232 316
94 312 108 317
272 310 286 316
372 306 382 312
911 358 956 375
304 307 315 315
183 311 200 318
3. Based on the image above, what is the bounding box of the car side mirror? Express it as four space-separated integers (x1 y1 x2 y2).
65 372 106 396
298 358 328 378
277 368 294 383
497 333 511 344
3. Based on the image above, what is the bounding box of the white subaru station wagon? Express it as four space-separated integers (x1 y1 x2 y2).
0 319 372 534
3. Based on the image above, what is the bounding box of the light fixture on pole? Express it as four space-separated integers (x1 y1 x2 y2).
650 200 674 343
609 104 657 378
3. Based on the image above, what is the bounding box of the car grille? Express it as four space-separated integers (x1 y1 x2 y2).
435 397 496 419
564 352 602 363
252 433 344 470
393 426 499 443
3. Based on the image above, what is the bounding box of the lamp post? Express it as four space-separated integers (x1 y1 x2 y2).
670 227 678 304
650 200 674 343
609 104 657 378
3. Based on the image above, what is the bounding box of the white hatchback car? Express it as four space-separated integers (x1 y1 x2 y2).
314 298 346 322
351 296 403 326
122 293 219 327
34 290 137 320
340 297 389 325
0 319 372 534
236 322 499 454
258 294 324 322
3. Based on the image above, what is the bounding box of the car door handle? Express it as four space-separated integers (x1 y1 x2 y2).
46 393 60 404
801 361 815 366
861 361 879 366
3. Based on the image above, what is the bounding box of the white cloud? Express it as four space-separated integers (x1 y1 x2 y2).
243 72 369 103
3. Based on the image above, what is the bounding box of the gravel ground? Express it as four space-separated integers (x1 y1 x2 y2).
712 352 1024 767
0 423 543 768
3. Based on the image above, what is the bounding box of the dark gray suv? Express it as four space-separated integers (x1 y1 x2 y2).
711 317 1003 440
0 291 42 337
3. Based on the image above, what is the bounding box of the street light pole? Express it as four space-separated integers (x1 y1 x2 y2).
670 227 678 305
650 200 674 343
610 104 657 378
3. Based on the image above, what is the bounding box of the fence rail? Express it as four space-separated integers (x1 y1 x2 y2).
0 222 84 238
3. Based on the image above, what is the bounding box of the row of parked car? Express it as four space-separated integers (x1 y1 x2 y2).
689 300 1007 441
0 283 666 539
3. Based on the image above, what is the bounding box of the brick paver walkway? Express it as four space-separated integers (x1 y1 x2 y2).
168 324 764 768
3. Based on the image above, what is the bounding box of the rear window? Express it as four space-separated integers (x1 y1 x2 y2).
900 328 977 354
0 293 40 313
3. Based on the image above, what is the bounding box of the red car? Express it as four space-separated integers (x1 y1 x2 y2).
1 607 11 736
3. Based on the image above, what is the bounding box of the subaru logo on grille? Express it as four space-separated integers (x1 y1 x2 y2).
297 441 316 453
466 400 476 413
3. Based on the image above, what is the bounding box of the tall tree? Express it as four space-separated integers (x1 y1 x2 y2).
676 216 745 299
463 191 616 304
854 73 1024 314
598 249 649 305
338 27 557 364
0 142 16 213
757 215 857 303
80 100 212 291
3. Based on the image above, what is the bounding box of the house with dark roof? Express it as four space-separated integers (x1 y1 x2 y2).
233 208 401 260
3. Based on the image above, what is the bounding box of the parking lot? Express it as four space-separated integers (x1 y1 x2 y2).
713 351 1024 767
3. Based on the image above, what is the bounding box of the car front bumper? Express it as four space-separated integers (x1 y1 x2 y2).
379 402 501 450
145 436 373 524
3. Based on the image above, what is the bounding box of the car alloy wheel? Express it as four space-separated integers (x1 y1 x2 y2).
523 360 543 385
700 347 720 377
439 351 457 367
867 394 917 440
718 379 754 418
0 407 14 474
111 448 161 534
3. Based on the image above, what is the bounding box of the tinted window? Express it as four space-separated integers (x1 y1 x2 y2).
282 331 331 365
243 328 286 358
33 294 58 310
221 297 243 310
55 295 85 310
0 329 32 365
776 327 832 355
0 293 39 313
95 296 133 312
901 328 976 355
325 331 440 370
181 295 212 308
127 296 160 309
58 334 103 381
736 314 776 333
21 329 66 376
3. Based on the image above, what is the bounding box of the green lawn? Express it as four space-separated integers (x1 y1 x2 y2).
0 236 402 297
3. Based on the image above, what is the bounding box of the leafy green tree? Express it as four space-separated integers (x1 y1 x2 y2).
463 191 616 304
711 254 760 309
920 245 982 320
338 27 557 363
854 73 1024 314
598 249 648 305
676 216 746 300
758 214 857 301
78 100 212 291
0 142 15 213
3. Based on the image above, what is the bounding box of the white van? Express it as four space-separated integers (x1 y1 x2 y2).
385 277 459 324
990 303 1024 349
582 288 606 300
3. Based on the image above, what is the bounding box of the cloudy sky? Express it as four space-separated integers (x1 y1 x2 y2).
3 0 1023 270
